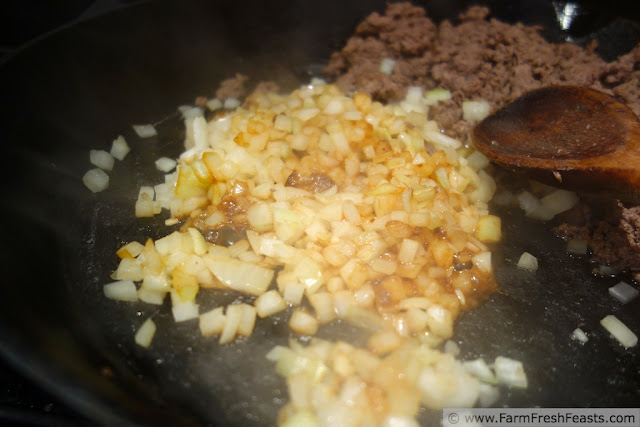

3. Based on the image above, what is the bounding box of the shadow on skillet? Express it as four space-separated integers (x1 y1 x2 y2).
0 0 639 426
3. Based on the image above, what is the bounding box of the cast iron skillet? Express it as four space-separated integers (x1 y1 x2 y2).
1 0 639 425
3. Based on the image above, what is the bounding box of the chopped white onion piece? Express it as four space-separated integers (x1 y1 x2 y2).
443 340 460 356
472 251 492 274
135 193 157 218
516 191 553 220
379 58 396 75
424 130 461 149
494 356 528 388
601 315 638 348
492 189 516 207
236 304 257 337
171 290 199 322
132 124 158 138
103 280 138 302
567 239 588 255
83 168 110 193
134 318 156 348
425 88 451 102
463 358 498 384
90 150 115 171
181 106 204 119
465 151 490 171
571 327 588 343
199 306 225 337
540 189 579 216
517 252 538 271
289 309 319 336
219 304 243 344
223 97 241 110
110 135 130 160
138 186 154 199
462 100 491 121
137 288 166 305
116 241 144 258
205 258 274 296
381 415 420 427
477 383 500 408
113 257 143 281
405 86 423 105
192 116 209 150
155 157 177 172
254 290 287 318
281 410 320 427
608 281 639 304
206 98 223 111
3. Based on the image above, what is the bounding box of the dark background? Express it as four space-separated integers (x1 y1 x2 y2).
1 1 639 426
1 3 142 425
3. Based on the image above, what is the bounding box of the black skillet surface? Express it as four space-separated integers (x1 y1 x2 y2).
1 1 639 426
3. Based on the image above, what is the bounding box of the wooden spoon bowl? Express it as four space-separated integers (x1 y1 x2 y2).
471 86 640 203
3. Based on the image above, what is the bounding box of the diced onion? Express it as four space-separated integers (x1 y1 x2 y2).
465 151 490 171
236 304 257 337
83 168 110 193
103 280 138 302
443 340 460 356
205 258 275 296
106 80 518 423
134 318 156 348
608 281 639 304
405 86 424 105
219 304 243 344
110 135 130 160
90 150 115 171
206 98 223 111
181 106 204 119
600 315 638 348
462 358 498 384
171 289 199 322
132 124 158 138
379 58 396 75
281 410 320 427
462 100 491 121
223 97 241 109
199 306 225 336
155 157 177 172
255 290 287 318
494 356 528 388
425 88 451 102
138 288 166 305
289 309 319 335
472 251 492 274
540 189 579 216
516 191 553 220
381 416 420 427
116 241 144 259
475 215 501 243
477 383 500 408
424 130 461 149
517 252 538 271
113 257 144 281
571 327 588 343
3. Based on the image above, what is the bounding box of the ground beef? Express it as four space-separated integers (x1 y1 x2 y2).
215 73 249 100
326 2 640 280
555 200 640 281
325 2 640 141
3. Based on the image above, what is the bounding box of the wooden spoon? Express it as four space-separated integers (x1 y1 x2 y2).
471 85 640 203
